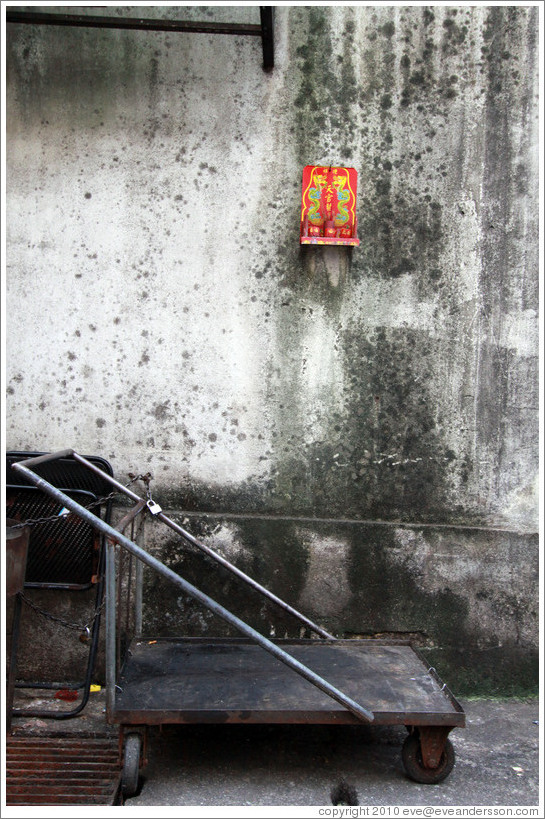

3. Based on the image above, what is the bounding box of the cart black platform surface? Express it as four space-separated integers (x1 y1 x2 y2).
115 638 463 728
11 449 466 798
113 637 464 790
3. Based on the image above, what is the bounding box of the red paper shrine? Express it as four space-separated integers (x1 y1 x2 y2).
300 165 359 247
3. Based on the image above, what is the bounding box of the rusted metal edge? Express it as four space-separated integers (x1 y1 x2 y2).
410 645 466 726
114 500 147 534
111 708 465 727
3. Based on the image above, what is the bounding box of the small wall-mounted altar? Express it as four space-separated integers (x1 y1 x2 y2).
300 165 360 247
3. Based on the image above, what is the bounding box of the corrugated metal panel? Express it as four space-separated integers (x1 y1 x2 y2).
6 735 121 806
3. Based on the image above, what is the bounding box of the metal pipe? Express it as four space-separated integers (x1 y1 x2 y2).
259 7 274 71
6 10 274 72
115 500 147 534
6 595 23 733
6 11 263 37
132 509 145 639
12 462 374 724
72 452 335 640
12 448 75 469
135 559 143 638
105 539 117 719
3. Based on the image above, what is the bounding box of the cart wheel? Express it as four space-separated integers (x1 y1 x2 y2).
121 733 142 798
402 734 455 784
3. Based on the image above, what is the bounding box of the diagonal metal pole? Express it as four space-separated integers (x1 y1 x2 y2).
70 452 335 640
13 457 374 723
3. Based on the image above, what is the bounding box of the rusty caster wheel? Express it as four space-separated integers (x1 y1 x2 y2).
402 733 455 784
121 732 142 798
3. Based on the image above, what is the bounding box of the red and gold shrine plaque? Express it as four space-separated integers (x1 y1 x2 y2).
300 165 359 246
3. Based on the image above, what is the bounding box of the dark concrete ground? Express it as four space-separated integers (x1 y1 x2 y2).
8 690 542 811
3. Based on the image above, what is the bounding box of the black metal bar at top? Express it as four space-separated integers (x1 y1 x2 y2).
6 8 274 71
260 7 274 71
5 10 263 36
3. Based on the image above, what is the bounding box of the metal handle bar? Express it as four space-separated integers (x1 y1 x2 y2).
13 449 75 468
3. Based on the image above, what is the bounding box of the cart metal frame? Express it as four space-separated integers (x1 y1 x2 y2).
12 449 465 795
6 452 114 720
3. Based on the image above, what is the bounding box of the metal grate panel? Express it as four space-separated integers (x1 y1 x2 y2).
6 487 101 588
5 735 121 805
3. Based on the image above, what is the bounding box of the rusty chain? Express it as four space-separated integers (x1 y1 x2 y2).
9 472 153 635
8 473 152 530
19 592 105 636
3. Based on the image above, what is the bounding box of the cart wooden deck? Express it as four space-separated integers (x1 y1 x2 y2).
113 638 465 728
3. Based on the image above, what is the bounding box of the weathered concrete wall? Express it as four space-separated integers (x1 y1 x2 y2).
5 5 540 694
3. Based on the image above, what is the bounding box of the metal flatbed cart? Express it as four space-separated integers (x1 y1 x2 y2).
13 450 465 798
